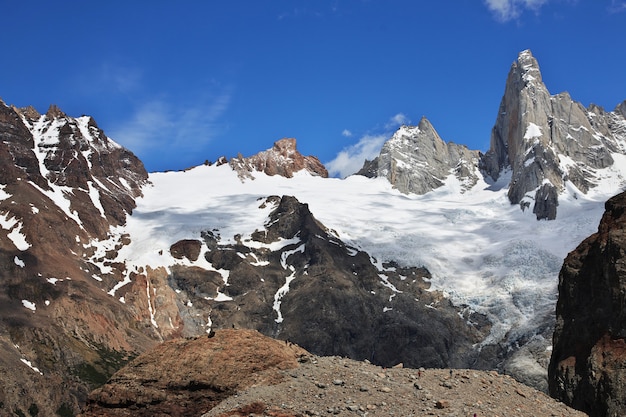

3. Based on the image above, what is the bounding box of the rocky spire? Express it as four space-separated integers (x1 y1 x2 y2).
363 117 480 195
481 49 620 220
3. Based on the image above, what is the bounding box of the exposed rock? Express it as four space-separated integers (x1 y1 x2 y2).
355 156 378 178
170 239 202 261
81 329 308 416
533 182 559 220
549 190 626 417
230 138 328 179
361 117 481 194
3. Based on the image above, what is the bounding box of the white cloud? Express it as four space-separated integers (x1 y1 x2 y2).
386 113 409 129
325 133 388 178
484 0 549 21
326 113 412 178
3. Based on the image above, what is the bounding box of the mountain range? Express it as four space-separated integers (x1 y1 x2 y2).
1 49 625 416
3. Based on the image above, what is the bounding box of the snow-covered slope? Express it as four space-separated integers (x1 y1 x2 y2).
96 154 626 352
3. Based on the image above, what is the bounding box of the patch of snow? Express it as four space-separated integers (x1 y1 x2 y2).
87 181 107 218
22 300 36 311
273 269 297 323
146 278 158 328
119 177 131 191
0 185 11 201
14 256 25 268
0 213 31 251
20 358 43 375
524 123 542 140
213 292 233 302
280 243 306 269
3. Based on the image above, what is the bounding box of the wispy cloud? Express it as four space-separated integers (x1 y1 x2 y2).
609 0 626 13
326 114 409 178
76 63 143 97
342 129 353 137
484 0 549 21
109 89 232 164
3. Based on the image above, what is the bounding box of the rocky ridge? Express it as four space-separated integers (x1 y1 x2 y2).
0 100 155 416
549 190 626 417
82 329 587 417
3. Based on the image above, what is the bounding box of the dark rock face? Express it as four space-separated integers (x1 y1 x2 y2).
533 183 559 220
549 191 626 416
170 239 202 261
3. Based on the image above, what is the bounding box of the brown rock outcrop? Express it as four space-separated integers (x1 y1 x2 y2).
230 138 328 179
549 190 626 416
81 329 307 416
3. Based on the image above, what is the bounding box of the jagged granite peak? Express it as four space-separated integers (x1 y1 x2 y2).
482 49 626 220
549 190 626 417
229 137 328 179
361 116 481 195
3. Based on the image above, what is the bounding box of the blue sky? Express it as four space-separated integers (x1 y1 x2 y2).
1 1 625 175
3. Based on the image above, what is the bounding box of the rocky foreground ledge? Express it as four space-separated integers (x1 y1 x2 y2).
80 329 584 417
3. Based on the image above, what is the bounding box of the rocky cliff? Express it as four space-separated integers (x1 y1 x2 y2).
161 194 489 369
549 190 626 417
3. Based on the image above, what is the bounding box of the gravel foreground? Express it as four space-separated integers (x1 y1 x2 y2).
203 354 587 417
